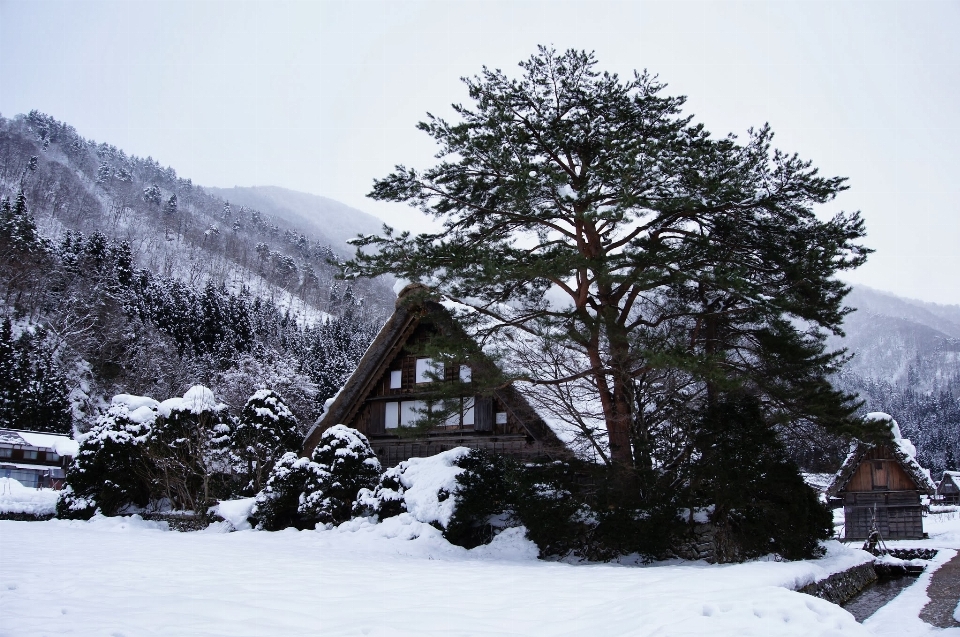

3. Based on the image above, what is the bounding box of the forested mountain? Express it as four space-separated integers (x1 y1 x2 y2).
0 111 394 431
832 286 960 475
205 186 384 256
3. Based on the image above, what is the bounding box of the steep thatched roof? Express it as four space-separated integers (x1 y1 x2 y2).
303 284 568 455
826 413 936 497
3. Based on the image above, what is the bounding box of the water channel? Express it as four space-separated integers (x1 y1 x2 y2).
841 575 920 622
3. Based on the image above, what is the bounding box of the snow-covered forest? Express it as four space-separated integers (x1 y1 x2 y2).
0 111 394 429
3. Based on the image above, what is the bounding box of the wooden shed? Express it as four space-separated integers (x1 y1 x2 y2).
303 284 569 465
937 471 960 505
826 418 936 540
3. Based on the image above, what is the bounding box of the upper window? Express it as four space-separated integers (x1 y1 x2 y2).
0 447 11 458
46 452 60 462
415 358 444 384
23 450 38 460
389 370 402 389
459 366 472 383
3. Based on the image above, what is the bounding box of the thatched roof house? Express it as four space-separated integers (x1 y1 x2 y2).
826 413 936 540
937 471 960 504
303 284 569 466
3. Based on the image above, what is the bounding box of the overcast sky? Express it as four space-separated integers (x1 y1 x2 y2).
1 0 958 304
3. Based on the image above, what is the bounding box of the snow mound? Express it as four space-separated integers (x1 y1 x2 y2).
0 478 59 516
158 385 226 417
212 497 257 531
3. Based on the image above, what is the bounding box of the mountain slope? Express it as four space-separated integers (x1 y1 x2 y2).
832 285 960 474
206 186 384 256
0 111 393 428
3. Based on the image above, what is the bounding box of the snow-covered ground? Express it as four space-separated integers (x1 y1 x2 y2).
2 510 958 636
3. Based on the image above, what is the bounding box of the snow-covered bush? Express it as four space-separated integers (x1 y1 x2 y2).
57 395 156 519
252 451 326 531
145 385 232 515
443 450 516 548
354 447 469 529
252 425 381 529
231 389 303 496
306 425 381 524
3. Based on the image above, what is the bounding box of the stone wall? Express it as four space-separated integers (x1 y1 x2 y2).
798 562 878 605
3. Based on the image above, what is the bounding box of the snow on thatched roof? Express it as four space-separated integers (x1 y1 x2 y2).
826 412 936 497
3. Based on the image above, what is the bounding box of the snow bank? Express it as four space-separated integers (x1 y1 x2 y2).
0 477 59 516
212 497 257 531
864 548 959 636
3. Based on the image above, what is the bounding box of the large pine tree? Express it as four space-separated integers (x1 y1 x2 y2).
347 47 874 466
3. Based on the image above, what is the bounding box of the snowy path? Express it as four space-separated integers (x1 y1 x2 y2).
919 551 960 628
0 515 880 637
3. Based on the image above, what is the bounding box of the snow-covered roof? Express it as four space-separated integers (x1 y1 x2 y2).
826 413 936 497
0 428 78 457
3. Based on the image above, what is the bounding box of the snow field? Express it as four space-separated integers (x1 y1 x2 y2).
2 514 876 637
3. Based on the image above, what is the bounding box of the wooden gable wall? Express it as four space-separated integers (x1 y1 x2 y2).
843 446 920 493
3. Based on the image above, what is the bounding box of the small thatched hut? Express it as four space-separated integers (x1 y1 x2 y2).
937 471 960 505
303 284 569 465
826 413 936 540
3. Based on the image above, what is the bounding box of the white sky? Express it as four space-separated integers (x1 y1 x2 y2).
1 0 958 305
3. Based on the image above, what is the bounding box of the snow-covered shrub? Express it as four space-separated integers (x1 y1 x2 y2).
144 385 232 514
354 447 470 529
443 450 516 548
252 451 326 531
57 395 156 519
445 450 681 561
231 389 303 496
306 425 381 525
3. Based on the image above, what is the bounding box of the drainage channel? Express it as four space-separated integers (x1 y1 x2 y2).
841 574 920 623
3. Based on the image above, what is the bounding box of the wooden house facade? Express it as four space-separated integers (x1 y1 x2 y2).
937 471 960 505
0 428 77 489
827 439 936 541
303 285 569 465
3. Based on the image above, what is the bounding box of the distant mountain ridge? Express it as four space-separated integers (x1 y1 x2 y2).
831 285 960 474
206 186 384 256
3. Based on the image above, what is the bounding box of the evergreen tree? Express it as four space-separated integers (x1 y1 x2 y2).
145 386 231 515
252 451 326 531
143 184 162 206
164 194 178 216
0 320 72 434
231 389 302 495
57 400 154 519
347 47 873 466
305 425 381 524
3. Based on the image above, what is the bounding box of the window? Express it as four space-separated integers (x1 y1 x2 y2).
495 412 507 425
46 452 60 462
23 450 38 460
0 448 11 458
385 402 399 429
459 366 472 383
401 400 425 426
415 358 443 383
389 370 402 389
463 398 475 426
